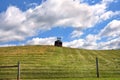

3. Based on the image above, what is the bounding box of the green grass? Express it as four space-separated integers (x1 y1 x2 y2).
0 45 120 80
21 78 120 80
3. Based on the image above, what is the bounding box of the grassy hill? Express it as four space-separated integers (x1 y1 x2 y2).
0 45 120 80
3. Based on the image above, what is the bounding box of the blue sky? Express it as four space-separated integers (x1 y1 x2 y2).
0 0 120 49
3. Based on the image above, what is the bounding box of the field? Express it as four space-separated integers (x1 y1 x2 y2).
0 45 120 80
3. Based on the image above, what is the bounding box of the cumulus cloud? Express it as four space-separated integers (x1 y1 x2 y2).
0 0 120 50
64 34 98 49
26 37 56 45
65 20 120 50
64 40 98 50
0 6 35 42
0 0 118 42
0 7 23 41
0 44 16 47
64 39 84 48
98 37 120 50
97 20 120 49
71 30 83 38
27 0 100 28
99 20 120 38
100 11 120 20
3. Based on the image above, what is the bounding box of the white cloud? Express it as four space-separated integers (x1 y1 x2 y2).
99 20 120 38
71 30 83 38
27 0 100 28
28 3 38 8
0 44 16 47
102 0 114 3
0 0 120 50
26 37 56 45
64 34 98 49
64 39 98 50
86 34 98 42
100 11 120 20
0 0 112 42
98 37 120 50
96 20 120 49
64 39 85 48
0 6 28 42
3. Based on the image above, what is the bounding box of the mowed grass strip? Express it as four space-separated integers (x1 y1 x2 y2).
0 45 120 80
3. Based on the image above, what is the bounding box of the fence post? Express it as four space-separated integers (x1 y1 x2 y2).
96 57 99 78
17 61 20 80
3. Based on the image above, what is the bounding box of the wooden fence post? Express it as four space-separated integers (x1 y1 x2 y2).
17 61 20 80
96 57 99 78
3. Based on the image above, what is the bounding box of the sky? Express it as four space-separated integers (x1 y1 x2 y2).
0 0 120 50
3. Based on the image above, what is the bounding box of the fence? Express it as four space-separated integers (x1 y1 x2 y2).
96 57 120 78
0 58 120 79
0 62 20 80
96 57 99 78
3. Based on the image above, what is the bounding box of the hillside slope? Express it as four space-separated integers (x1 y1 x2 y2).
0 45 120 79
